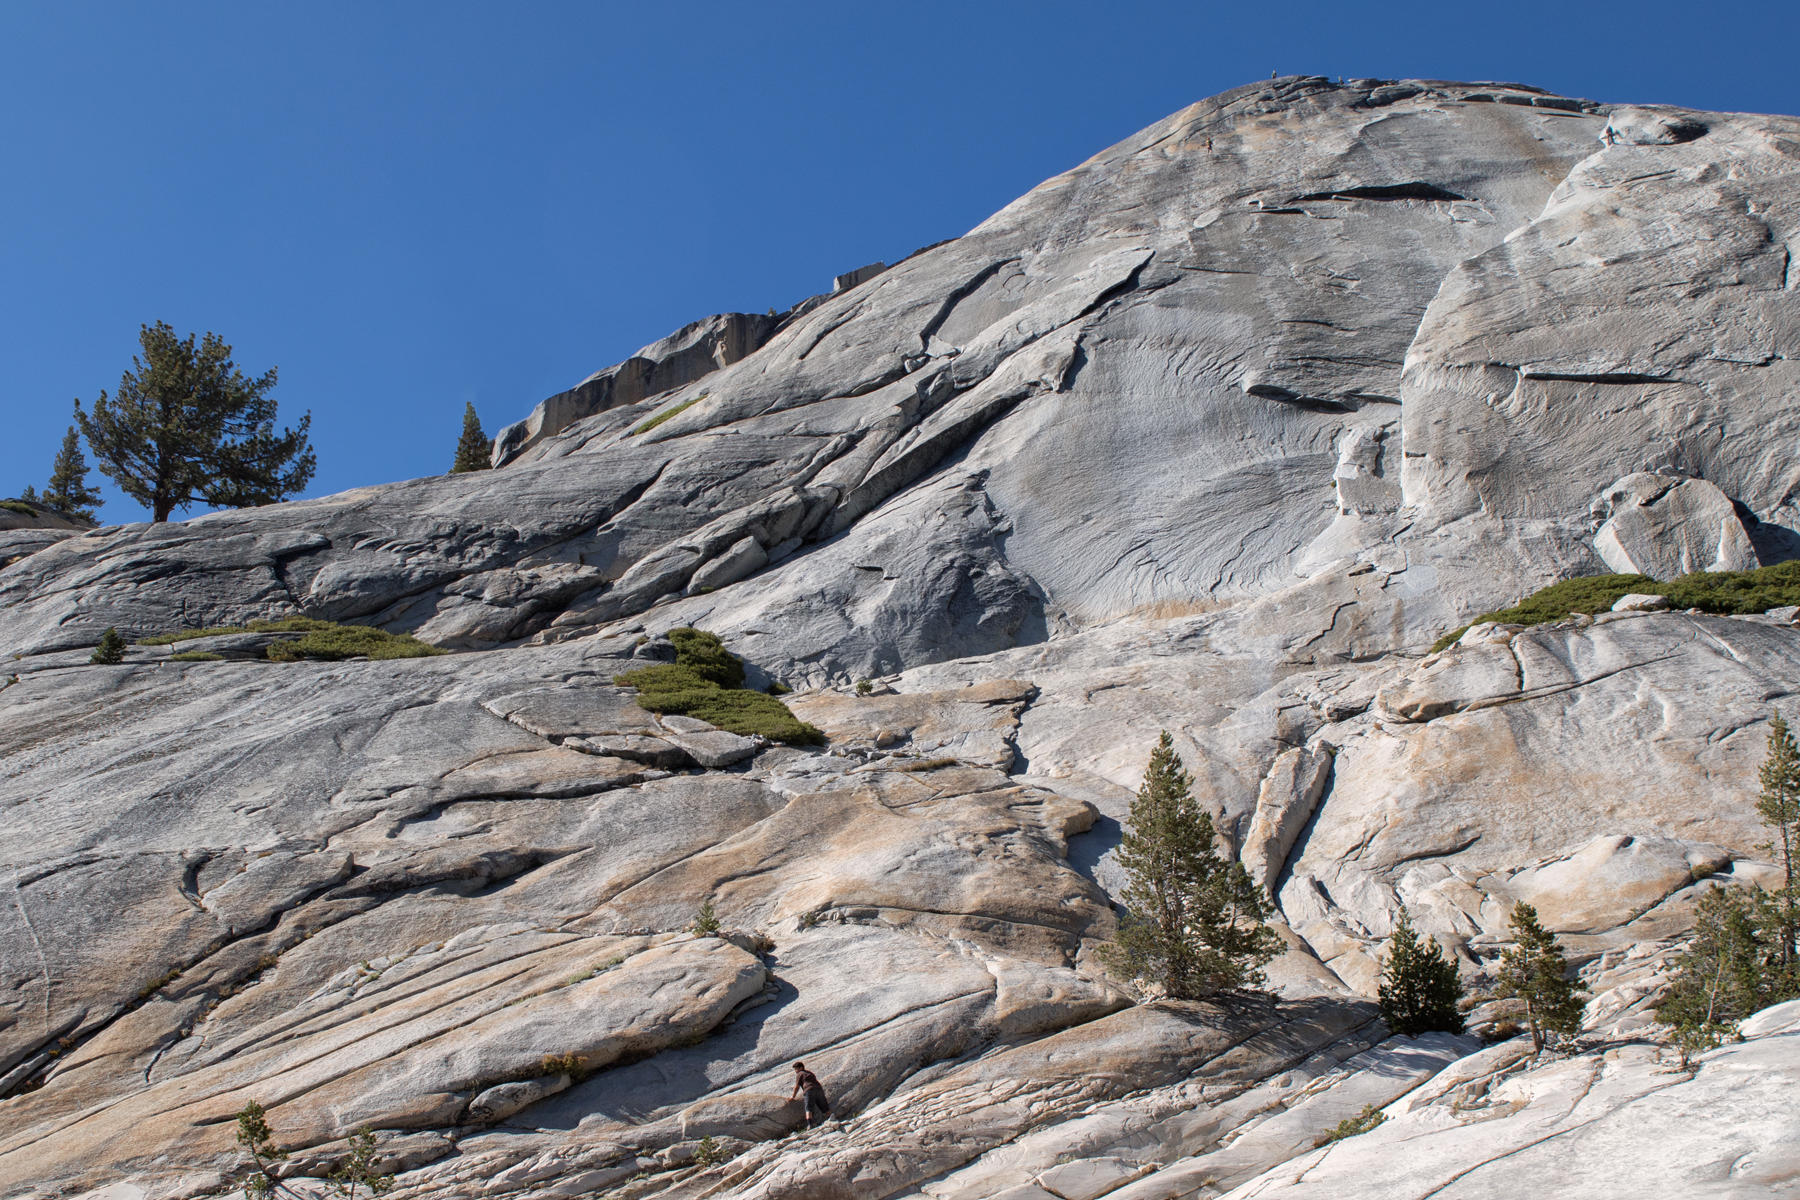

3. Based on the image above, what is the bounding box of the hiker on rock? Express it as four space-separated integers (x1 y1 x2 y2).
790 1061 831 1127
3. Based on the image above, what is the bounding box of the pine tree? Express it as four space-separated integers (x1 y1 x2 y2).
77 322 314 521
89 627 126 665
41 425 103 522
328 1127 394 1200
1756 712 1800 977
1378 905 1466 1036
1495 901 1587 1054
1658 885 1767 1067
451 402 491 473
234 1100 287 1199
1102 731 1282 999
18 485 39 506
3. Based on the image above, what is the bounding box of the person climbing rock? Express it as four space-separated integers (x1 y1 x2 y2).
790 1061 831 1127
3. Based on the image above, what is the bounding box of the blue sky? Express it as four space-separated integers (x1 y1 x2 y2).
4 2 1796 522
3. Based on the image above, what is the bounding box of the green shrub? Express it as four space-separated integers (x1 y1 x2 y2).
0 500 37 517
260 619 444 662
141 618 445 661
540 1052 586 1079
168 650 225 662
614 631 823 745
90 627 127 665
1321 1104 1387 1144
691 898 721 936
631 392 706 436
667 626 746 687
624 677 825 745
1431 561 1800 652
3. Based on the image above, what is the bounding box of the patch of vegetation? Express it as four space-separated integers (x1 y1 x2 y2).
895 756 958 772
0 500 37 517
631 392 706 436
765 680 792 695
1656 714 1800 1066
615 627 823 745
1321 1104 1387 1144
262 619 445 662
1099 731 1281 999
234 1101 286 1199
691 898 722 936
666 627 746 687
540 1052 588 1080
1378 905 1465 1036
90 627 127 665
854 679 873 696
1431 561 1800 652
168 650 226 662
694 1136 730 1167
328 1127 395 1200
140 617 445 661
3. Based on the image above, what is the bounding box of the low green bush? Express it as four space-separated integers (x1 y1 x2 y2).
631 392 706 436
666 627 746 687
168 650 225 662
261 619 444 662
618 671 825 745
1431 561 1800 652
615 629 823 745
0 500 37 517
1321 1104 1387 1144
140 617 445 662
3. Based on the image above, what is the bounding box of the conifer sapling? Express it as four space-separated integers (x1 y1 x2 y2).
1101 731 1281 999
1756 712 1800 977
1657 885 1764 1067
1495 901 1587 1054
90 627 126 666
328 1126 394 1200
1378 905 1465 1036
451 402 492 473
235 1100 287 1199
42 424 103 522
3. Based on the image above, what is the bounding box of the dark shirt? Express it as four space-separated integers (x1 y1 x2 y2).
793 1068 826 1099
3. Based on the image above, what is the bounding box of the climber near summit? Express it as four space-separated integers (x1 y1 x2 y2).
791 1062 832 1127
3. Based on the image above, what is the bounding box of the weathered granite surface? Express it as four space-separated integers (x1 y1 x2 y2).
5 76 1800 1200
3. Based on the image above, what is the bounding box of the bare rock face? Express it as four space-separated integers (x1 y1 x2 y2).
4 76 1800 1200
491 311 782 466
1592 472 1759 577
1401 103 1800 551
1213 1000 1800 1199
0 500 93 568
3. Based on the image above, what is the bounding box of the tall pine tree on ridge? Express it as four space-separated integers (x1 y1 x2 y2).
78 321 314 521
42 425 103 522
451 402 491 473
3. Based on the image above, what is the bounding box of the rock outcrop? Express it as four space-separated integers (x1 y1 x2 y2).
491 312 783 467
5 75 1800 1200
